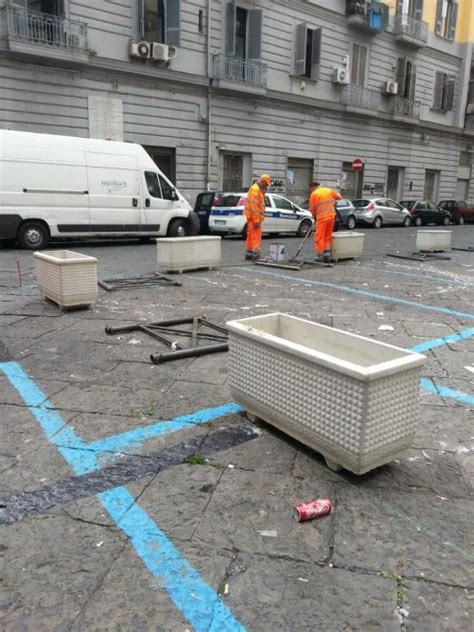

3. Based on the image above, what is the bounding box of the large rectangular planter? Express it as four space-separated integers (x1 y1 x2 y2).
416 230 452 252
156 236 221 273
227 313 426 475
33 250 98 309
332 231 365 261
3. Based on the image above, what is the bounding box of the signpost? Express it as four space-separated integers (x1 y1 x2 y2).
352 158 364 172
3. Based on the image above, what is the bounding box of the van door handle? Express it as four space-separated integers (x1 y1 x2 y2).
132 198 138 207
145 198 150 207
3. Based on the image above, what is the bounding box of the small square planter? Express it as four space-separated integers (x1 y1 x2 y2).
416 230 452 252
34 250 98 309
156 236 221 273
332 231 365 262
227 313 426 475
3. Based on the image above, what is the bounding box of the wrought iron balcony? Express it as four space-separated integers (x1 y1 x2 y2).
213 54 267 89
393 14 428 47
389 96 421 119
341 84 380 112
1 5 89 61
346 1 389 33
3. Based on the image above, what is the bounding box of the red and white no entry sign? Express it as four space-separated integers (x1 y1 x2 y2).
352 158 364 172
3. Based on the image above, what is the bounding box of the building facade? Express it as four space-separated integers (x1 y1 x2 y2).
0 0 473 206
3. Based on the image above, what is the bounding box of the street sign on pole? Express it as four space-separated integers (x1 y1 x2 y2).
352 158 364 172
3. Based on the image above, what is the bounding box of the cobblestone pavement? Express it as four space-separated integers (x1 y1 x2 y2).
1 226 473 631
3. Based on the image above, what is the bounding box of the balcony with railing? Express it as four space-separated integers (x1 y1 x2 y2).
393 14 428 47
388 96 421 120
341 84 380 112
213 54 267 93
1 5 89 63
346 1 389 33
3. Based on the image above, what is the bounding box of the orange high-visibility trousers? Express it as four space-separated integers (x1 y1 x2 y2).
246 220 263 253
314 216 335 257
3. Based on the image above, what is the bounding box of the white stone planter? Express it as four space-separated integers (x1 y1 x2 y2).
227 313 426 475
156 236 221 273
332 232 365 261
416 230 452 252
34 250 98 309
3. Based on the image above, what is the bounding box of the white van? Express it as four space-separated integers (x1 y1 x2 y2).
0 130 195 249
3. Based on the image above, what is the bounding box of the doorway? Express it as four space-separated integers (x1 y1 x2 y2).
424 169 440 201
144 146 176 184
287 158 313 207
387 167 404 201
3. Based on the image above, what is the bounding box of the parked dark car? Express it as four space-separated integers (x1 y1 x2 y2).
194 191 220 232
400 200 452 226
438 200 474 225
352 197 411 228
336 199 357 230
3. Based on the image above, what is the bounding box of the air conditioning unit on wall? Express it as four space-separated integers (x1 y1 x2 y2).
332 67 349 84
129 40 152 59
383 80 398 95
152 42 177 62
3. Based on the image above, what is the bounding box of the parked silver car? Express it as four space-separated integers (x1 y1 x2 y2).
336 199 357 230
352 196 411 228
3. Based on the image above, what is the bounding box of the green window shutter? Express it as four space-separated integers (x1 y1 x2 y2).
311 27 321 80
406 62 416 100
295 23 307 76
380 3 389 30
351 43 360 85
165 0 180 46
435 0 443 35
443 75 456 111
247 9 262 61
433 71 444 109
449 2 458 40
358 45 367 86
396 57 407 96
139 0 145 37
396 0 404 15
225 0 236 56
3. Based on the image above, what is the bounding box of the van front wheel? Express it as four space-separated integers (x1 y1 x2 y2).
18 221 49 250
167 218 188 238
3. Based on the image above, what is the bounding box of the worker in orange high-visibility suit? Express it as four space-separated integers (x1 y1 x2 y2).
244 173 272 260
308 181 342 263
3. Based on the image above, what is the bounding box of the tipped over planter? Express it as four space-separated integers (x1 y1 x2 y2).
156 236 221 273
416 230 452 252
227 313 426 475
34 250 98 309
332 231 365 261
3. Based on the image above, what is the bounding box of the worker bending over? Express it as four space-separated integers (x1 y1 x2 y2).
308 181 342 263
244 173 272 260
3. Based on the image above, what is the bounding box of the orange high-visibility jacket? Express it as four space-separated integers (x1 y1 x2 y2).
309 187 342 221
244 183 266 222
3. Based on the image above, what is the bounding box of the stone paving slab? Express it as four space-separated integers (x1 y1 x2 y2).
1 229 474 630
332 485 474 587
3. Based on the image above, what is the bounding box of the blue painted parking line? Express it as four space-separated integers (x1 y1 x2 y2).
420 378 474 407
87 403 243 455
356 265 474 287
0 361 246 632
243 268 474 321
410 329 474 354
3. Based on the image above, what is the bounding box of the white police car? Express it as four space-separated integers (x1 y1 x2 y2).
208 192 314 238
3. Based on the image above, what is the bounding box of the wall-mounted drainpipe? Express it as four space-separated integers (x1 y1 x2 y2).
206 0 212 191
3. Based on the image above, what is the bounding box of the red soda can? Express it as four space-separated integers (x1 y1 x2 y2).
293 499 332 522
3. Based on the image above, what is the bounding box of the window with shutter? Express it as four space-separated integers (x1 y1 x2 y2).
432 71 455 111
225 0 236 56
142 0 180 45
351 43 367 86
436 0 458 39
294 25 321 80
